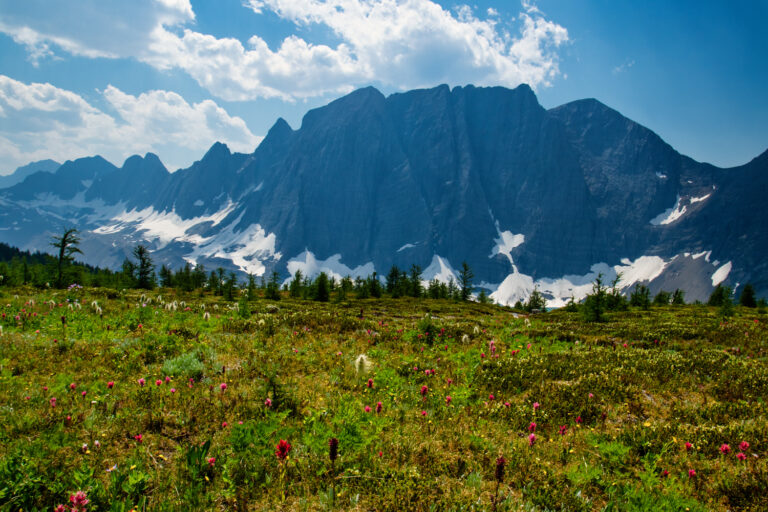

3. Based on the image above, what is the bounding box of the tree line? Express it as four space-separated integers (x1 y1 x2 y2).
0 230 763 312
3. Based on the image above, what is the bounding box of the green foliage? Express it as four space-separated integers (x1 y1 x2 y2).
653 290 672 306
582 273 607 322
739 283 757 308
1 287 766 510
630 284 651 310
525 286 546 312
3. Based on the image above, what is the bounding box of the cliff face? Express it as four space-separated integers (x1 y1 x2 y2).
1 84 765 304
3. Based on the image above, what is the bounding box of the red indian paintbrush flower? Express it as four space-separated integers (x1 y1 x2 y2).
276 439 291 460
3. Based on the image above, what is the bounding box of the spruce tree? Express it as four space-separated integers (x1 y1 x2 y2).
739 284 757 308
459 262 474 301
133 245 155 289
314 272 330 302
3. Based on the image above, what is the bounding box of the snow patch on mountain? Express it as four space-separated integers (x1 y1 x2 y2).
690 193 711 204
397 242 419 252
422 255 459 284
286 251 374 282
490 255 670 308
185 214 279 276
490 222 525 264
93 201 237 249
711 261 732 286
650 196 687 225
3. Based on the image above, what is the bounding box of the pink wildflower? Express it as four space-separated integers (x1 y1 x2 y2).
559 425 567 436
220 382 227 391
265 398 272 407
720 444 731 455
155 379 162 386
165 376 171 383
107 381 114 389
134 434 143 443
420 385 428 396
50 397 57 408
737 452 746 461
576 415 583 424
138 378 146 387
688 469 696 478
170 388 176 394
446 395 452 405
208 457 216 467
222 422 228 428
685 441 693 451
376 401 382 413
489 394 495 401
533 402 540 410
69 382 76 391
364 405 372 413
529 422 537 432
740 441 750 451
275 439 291 460
367 378 373 388
528 433 536 446
70 491 89 508
421 410 427 417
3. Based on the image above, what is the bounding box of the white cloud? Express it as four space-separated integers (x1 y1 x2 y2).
612 58 635 74
0 75 260 173
0 0 569 101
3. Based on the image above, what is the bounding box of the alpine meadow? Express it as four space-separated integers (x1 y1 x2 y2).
0 0 767 510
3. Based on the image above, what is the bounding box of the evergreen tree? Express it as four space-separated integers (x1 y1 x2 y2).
408 264 423 298
208 271 218 294
606 274 628 311
289 270 304 298
386 265 401 295
477 289 491 304
671 289 686 305
368 272 382 298
247 273 257 301
265 271 281 300
582 273 607 322
525 286 546 312
708 285 731 307
50 228 82 288
223 272 237 300
653 290 671 306
337 276 353 301
739 283 757 308
121 258 137 289
132 245 155 289
314 272 330 302
427 278 442 299
159 264 173 288
630 284 651 310
459 262 474 301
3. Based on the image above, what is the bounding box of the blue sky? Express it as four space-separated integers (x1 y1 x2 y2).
0 0 765 174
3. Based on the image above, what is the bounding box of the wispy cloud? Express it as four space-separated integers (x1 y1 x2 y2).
612 58 635 75
0 75 260 173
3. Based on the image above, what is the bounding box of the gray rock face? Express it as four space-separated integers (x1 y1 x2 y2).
0 84 765 304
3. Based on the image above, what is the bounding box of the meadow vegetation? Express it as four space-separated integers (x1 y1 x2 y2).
0 285 766 511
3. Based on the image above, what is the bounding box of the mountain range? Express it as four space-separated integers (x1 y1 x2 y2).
1 84 765 305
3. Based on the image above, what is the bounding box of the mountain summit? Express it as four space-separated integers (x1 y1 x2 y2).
1 84 766 304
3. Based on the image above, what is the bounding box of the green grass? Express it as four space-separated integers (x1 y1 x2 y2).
0 286 766 510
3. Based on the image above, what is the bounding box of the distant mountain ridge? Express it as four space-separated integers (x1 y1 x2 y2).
0 159 60 189
1 84 766 305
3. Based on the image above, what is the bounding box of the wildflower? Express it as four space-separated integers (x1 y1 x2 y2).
489 394 495 401
107 381 114 389
480 352 485 358
138 378 146 387
165 376 171 384
81 390 87 397
50 397 57 408
575 415 583 424
559 425 567 436
70 490 89 508
720 444 731 455
94 440 100 449
155 379 162 386
208 457 216 467
43 386 48 392
588 393 594 399
378 450 383 457
276 439 291 460
495 456 506 482
82 443 88 452
529 422 537 432
222 422 228 428
737 452 746 461
446 395 452 405
685 441 693 451
661 469 669 478
504 402 510 407
528 433 536 446
533 402 540 411
134 434 143 443
220 383 227 391
376 401 382 413
740 441 750 451
364 405 372 413
420 385 428 396
688 469 696 478
170 388 176 394
329 437 339 462
55 505 66 512
421 410 428 417
265 398 272 407
446 378 453 385
70 382 77 391
367 378 373 388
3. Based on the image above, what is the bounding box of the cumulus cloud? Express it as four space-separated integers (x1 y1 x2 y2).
0 75 260 173
0 0 569 101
